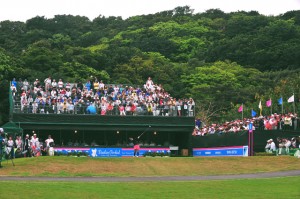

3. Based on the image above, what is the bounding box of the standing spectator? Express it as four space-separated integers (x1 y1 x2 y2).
99 80 105 90
45 135 54 154
188 98 195 116
94 80 99 92
85 80 91 91
17 78 23 92
11 78 17 87
44 76 52 91
183 99 188 116
58 79 64 89
23 79 29 91
34 79 40 88
15 135 23 156
176 99 182 117
7 136 15 159
77 81 83 91
65 81 71 90
11 83 17 97
30 133 39 156
51 79 57 88
23 134 31 157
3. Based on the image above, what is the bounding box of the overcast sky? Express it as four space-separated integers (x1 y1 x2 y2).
0 0 299 22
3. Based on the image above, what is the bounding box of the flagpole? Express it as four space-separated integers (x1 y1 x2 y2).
281 96 283 115
293 93 295 115
270 99 272 115
242 103 244 120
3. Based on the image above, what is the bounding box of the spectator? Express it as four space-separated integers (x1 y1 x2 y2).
44 76 52 91
86 103 97 114
58 79 64 89
52 79 57 88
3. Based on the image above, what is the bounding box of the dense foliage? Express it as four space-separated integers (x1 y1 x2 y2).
1 6 299 124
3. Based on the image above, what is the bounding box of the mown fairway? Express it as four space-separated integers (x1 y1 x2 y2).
0 177 299 199
1 156 299 198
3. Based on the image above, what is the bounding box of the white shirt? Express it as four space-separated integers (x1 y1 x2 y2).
31 137 39 147
270 142 276 151
7 139 14 147
45 138 54 147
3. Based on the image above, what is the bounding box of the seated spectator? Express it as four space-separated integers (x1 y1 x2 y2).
67 102 74 114
265 139 276 153
284 138 292 154
86 103 97 114
119 104 125 116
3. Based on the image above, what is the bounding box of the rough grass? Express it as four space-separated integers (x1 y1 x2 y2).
0 156 299 177
0 177 299 199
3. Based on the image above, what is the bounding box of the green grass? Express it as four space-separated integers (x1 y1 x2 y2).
1 156 299 177
0 177 299 199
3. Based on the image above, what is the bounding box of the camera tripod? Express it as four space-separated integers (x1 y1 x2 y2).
0 147 15 167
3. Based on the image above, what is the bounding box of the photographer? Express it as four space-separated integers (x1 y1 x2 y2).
0 128 4 167
23 134 31 157
45 135 54 156
7 136 15 159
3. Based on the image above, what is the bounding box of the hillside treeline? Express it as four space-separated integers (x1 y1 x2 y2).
0 6 300 124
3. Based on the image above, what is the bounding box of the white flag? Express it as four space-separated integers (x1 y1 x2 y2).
258 100 262 110
287 95 294 103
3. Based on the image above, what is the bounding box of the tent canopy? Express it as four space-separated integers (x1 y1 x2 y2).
1 122 23 135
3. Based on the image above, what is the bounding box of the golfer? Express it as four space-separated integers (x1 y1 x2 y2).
129 137 140 157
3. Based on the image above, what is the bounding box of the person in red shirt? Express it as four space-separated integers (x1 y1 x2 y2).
129 137 140 157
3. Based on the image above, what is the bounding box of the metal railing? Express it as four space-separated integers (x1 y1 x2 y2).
12 103 195 117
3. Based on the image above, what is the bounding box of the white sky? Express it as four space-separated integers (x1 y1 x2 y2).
0 0 299 22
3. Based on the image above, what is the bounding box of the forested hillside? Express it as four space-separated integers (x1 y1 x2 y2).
1 6 300 124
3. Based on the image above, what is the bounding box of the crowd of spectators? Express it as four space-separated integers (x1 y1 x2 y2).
11 77 195 117
265 137 300 154
193 113 299 136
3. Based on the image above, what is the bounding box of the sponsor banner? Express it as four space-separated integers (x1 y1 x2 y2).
54 147 90 155
193 146 248 157
90 148 122 157
54 147 171 157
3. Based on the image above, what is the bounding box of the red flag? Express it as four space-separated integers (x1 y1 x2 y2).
266 99 272 107
238 105 243 112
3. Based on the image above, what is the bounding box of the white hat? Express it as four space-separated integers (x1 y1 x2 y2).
269 139 273 142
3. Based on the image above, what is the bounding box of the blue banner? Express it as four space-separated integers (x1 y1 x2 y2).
89 148 122 157
193 146 248 157
54 147 170 157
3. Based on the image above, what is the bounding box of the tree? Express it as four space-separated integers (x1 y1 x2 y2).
21 39 63 71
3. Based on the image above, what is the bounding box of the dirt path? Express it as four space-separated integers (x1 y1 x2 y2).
0 170 299 182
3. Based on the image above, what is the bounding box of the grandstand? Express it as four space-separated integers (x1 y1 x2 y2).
3 78 195 154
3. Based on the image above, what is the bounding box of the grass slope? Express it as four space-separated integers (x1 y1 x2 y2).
0 156 299 177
